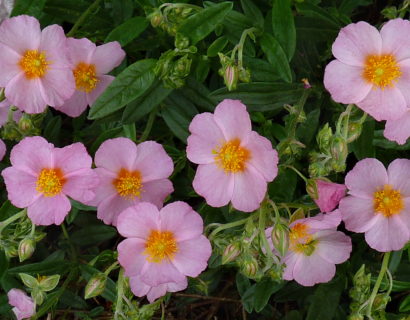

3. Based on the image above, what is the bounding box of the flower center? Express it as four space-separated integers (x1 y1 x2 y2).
373 184 404 217
363 54 401 88
144 230 178 263
113 168 143 199
19 50 49 79
36 168 65 197
73 62 99 92
213 139 250 173
289 223 316 256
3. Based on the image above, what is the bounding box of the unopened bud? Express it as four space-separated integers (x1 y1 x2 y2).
306 179 319 200
240 256 258 279
4 245 18 258
346 122 363 143
173 55 192 78
223 65 239 91
347 314 364 320
330 135 348 163
317 123 333 150
222 243 241 264
271 223 289 257
18 238 36 262
85 272 107 299
308 161 327 178
149 10 163 27
238 67 251 83
174 33 190 49
372 294 390 312
18 115 34 132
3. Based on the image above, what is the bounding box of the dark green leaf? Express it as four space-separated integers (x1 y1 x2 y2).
269 168 297 202
240 0 264 28
242 284 256 313
272 0 296 60
399 294 410 312
8 261 71 275
351 119 375 160
296 3 341 29
0 201 20 221
43 115 62 144
254 278 284 312
105 17 149 47
88 59 156 119
11 0 46 18
207 36 229 57
71 225 117 246
0 252 8 280
178 2 233 45
236 272 251 296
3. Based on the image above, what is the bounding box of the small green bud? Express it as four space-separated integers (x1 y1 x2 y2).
2 122 22 141
149 10 163 27
381 6 398 19
181 7 193 18
4 245 18 258
347 314 364 320
18 114 34 133
317 123 333 150
238 67 251 83
240 256 258 279
330 135 348 163
31 287 46 305
173 55 192 78
346 122 363 143
372 294 390 311
223 65 239 91
271 223 289 257
222 242 241 264
174 33 190 50
84 273 107 299
18 237 36 262
306 179 319 200
308 162 328 178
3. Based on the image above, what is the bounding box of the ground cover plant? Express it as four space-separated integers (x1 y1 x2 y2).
1 0 410 319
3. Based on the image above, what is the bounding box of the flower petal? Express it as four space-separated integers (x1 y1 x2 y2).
86 75 114 106
315 230 352 264
53 142 92 174
293 253 336 286
63 169 99 203
53 91 88 118
384 109 410 145
339 196 379 233
28 194 71 226
97 194 136 226
380 18 410 61
139 179 173 209
90 41 125 74
0 43 21 87
2 167 39 208
386 159 410 197
95 137 138 172
117 238 147 276
140 260 186 287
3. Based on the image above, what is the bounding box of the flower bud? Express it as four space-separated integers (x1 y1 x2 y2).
240 256 258 279
316 123 333 150
18 238 36 262
346 122 362 143
174 33 190 50
271 223 289 257
222 242 241 264
308 161 327 178
173 55 192 78
306 179 319 200
149 10 163 27
301 78 311 89
372 293 390 311
31 287 46 306
18 115 34 133
84 273 107 299
347 314 364 320
330 135 348 163
223 65 239 91
238 67 251 83
4 244 18 258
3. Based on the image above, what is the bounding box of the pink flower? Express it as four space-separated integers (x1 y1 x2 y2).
267 210 352 286
310 179 346 212
90 138 174 226
186 99 279 212
0 138 6 161
117 201 212 289
54 38 125 117
384 109 410 145
7 289 36 320
129 275 187 303
1 136 98 226
324 19 410 121
0 99 23 126
0 15 75 114
339 158 410 252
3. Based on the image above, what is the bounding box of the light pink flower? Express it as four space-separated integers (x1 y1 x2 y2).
7 289 36 320
324 19 410 121
0 15 75 114
311 179 346 212
129 275 187 303
54 38 125 117
0 99 23 126
339 158 410 252
90 138 174 226
384 109 410 145
267 210 352 286
0 138 6 161
186 99 279 212
117 201 212 288
1 136 98 226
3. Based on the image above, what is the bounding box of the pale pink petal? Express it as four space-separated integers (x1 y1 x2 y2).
160 202 203 242
87 168 116 206
339 196 379 232
314 180 346 213
171 236 211 277
380 19 410 61
302 210 342 231
0 15 41 54
40 68 75 108
53 90 88 117
345 158 388 198
395 59 410 106
245 131 278 182
399 198 410 230
315 230 352 264
38 25 70 68
117 238 147 276
66 37 96 66
187 112 225 164
28 194 71 226
293 253 336 286
0 100 22 126
2 167 38 208
86 75 114 106
0 43 21 87
95 137 138 172
213 99 252 141
231 167 267 212
90 41 125 74
139 179 174 208
146 279 187 303
129 275 150 297
365 215 409 252
332 21 382 67
384 109 410 145
282 252 301 281
7 288 35 320
140 260 186 286
387 159 410 197
53 142 92 174
323 60 372 104
117 203 160 239
0 139 6 161
97 194 136 226
357 86 407 121
63 169 99 203
5 74 47 114
192 163 234 208
134 141 173 182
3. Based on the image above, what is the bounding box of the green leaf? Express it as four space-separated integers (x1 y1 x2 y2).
71 225 117 246
0 252 8 280
8 261 71 275
399 294 410 312
272 0 296 60
240 0 264 28
296 3 341 29
260 33 292 83
178 2 233 45
269 168 297 202
88 59 156 119
19 273 38 289
11 0 46 18
105 17 149 47
43 115 62 144
351 119 375 160
254 278 284 312
207 36 229 57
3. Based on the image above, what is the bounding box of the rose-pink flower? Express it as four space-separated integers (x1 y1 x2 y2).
311 179 346 212
54 38 125 117
384 109 410 145
1 136 98 226
90 138 174 226
339 158 410 252
129 275 187 303
117 201 212 288
0 15 75 114
324 19 410 121
186 99 279 212
267 210 352 286
7 289 36 320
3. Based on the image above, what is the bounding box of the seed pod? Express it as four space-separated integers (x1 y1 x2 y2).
18 237 36 262
222 242 241 264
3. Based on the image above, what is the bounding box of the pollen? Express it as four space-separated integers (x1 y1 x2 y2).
144 230 178 263
363 54 401 88
36 168 65 197
213 139 250 173
289 223 316 256
374 184 404 217
73 62 99 92
113 168 143 199
19 50 49 79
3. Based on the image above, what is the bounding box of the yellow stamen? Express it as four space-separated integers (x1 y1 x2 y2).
36 168 65 197
289 223 316 256
213 138 250 173
373 184 404 217
144 230 178 263
363 54 401 88
73 62 99 92
19 50 49 79
113 168 143 199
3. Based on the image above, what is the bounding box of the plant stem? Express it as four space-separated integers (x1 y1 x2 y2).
366 251 391 318
280 164 308 182
139 107 158 143
114 268 125 320
104 261 119 276
0 209 26 234
208 216 253 240
67 0 102 37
